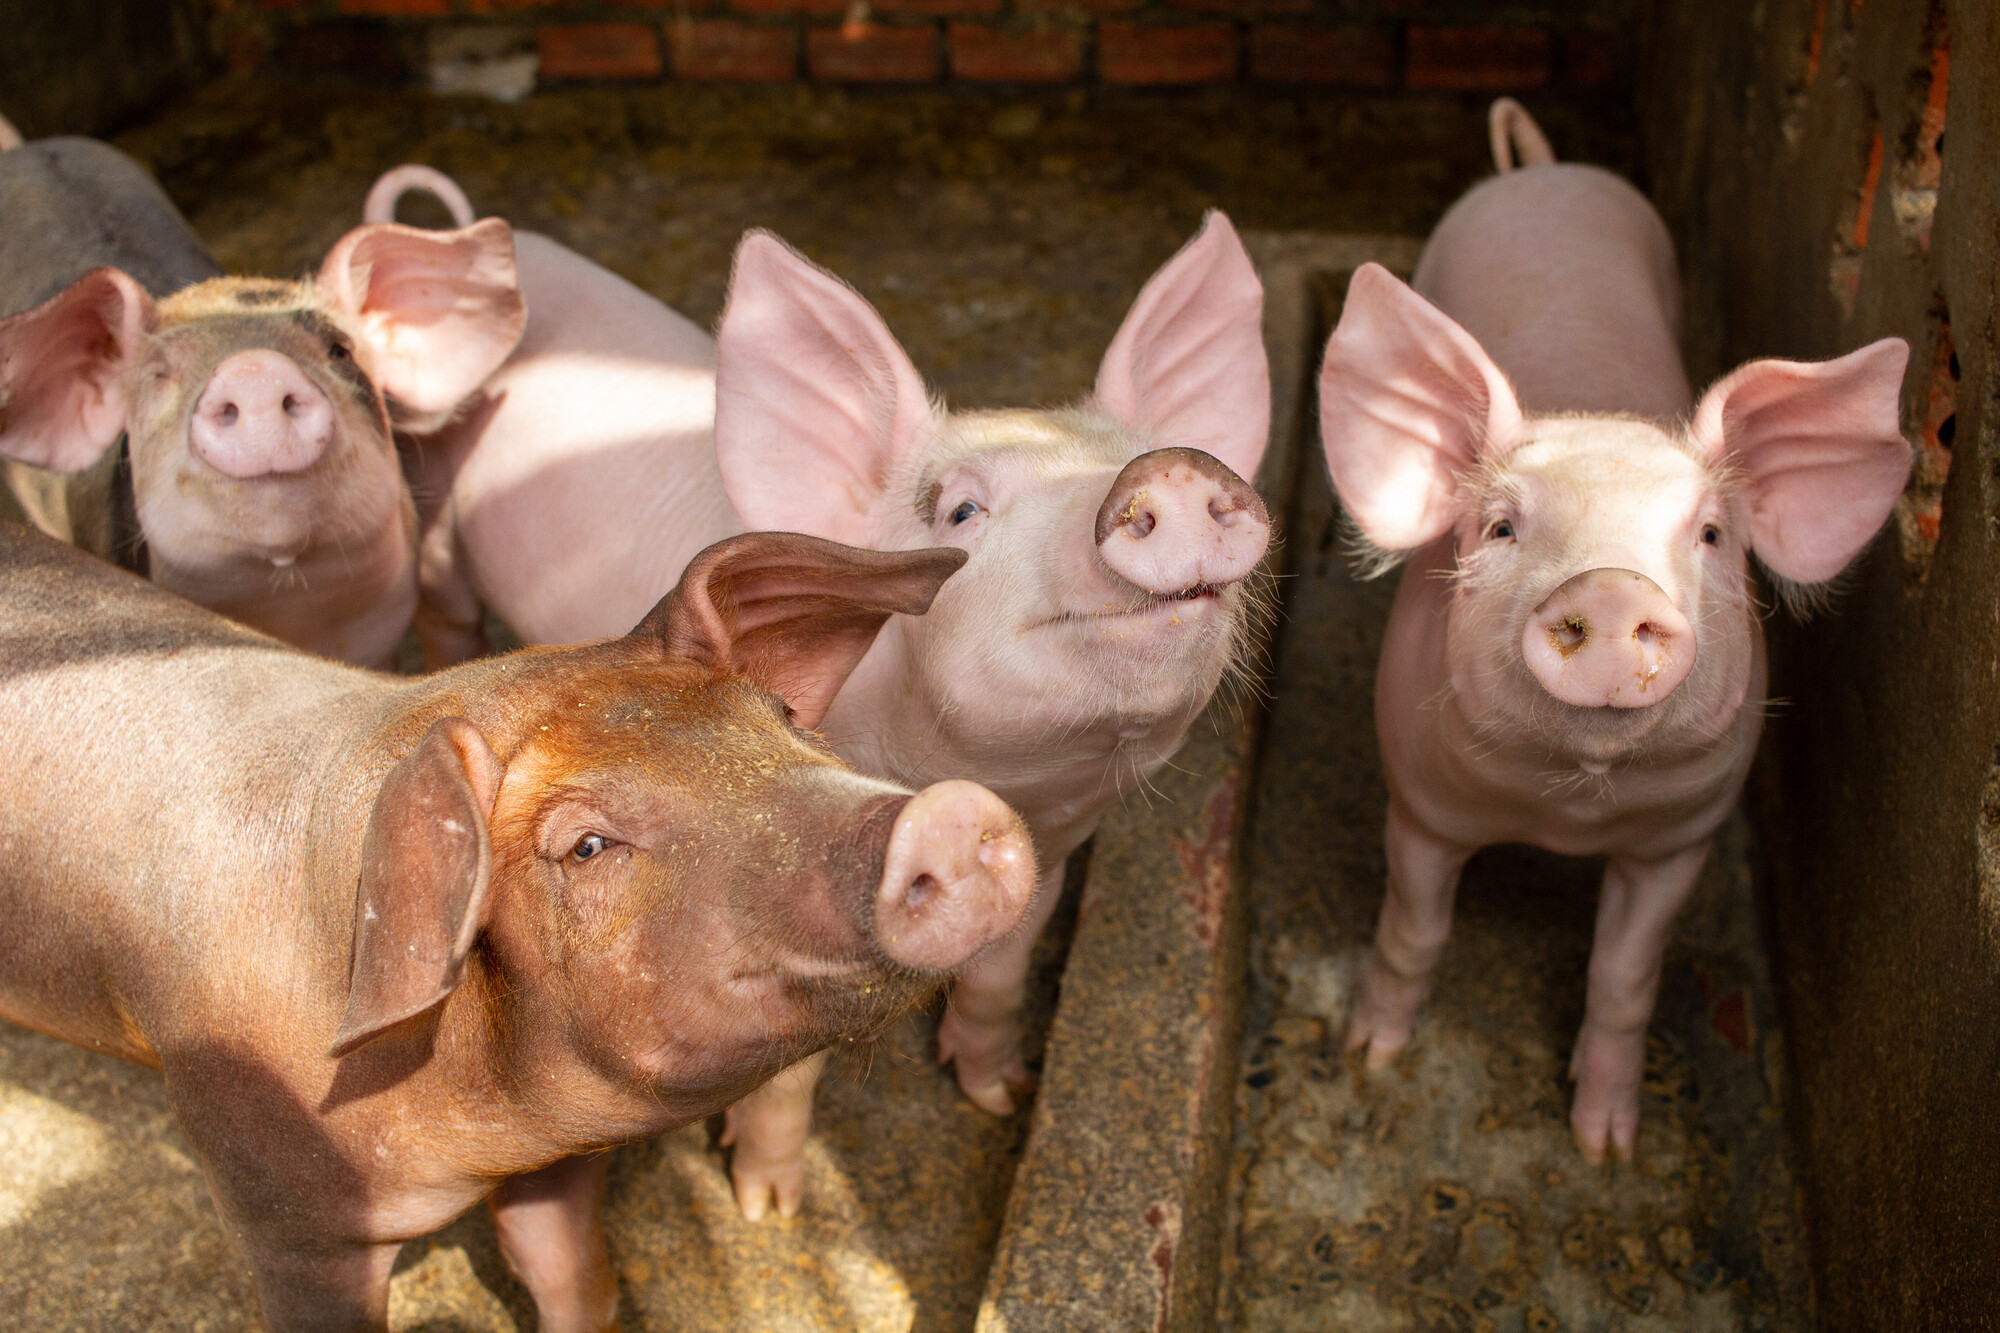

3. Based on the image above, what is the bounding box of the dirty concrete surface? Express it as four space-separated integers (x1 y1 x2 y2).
1218 286 1811 1331
0 75 1808 1333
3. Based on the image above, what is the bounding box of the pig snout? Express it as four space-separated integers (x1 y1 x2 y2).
1095 447 1270 596
873 780 1035 973
1521 568 1696 709
189 350 335 479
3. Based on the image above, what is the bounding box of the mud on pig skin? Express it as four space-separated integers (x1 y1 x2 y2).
0 521 1034 1333
385 171 1273 1220
1317 100 1912 1165
0 129 525 666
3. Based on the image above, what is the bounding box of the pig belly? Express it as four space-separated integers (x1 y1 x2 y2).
1412 163 1693 419
447 232 740 644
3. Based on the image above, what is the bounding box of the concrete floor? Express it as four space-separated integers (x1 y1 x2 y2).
0 75 1806 1333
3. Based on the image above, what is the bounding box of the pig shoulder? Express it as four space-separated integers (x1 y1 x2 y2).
0 138 220 316
1412 163 1691 418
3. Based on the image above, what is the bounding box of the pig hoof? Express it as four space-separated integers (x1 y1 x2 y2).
1569 1027 1645 1165
937 1010 1032 1115
728 1154 806 1222
1343 956 1427 1068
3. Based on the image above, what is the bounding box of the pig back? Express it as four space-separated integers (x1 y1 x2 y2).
1412 163 1693 420
0 519 374 1050
0 137 220 317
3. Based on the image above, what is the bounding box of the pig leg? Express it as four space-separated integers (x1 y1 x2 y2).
1569 841 1710 1164
239 1238 401 1332
414 503 490 668
937 859 1068 1115
720 1048 832 1221
487 1154 619 1333
1346 800 1474 1068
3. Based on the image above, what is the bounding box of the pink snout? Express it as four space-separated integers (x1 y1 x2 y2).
1522 568 1696 709
873 780 1035 973
1095 447 1270 596
189 350 334 479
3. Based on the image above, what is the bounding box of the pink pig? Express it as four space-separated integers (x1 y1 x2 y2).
1316 101 1912 1162
377 174 1274 1218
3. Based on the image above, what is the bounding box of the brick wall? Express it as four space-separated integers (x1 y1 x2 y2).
209 0 1635 91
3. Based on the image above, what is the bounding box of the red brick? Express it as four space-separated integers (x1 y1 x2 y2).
948 23 1082 81
877 0 1000 16
337 0 448 14
807 23 940 81
1562 28 1627 86
730 0 848 17
1406 24 1551 91
538 23 664 79
1248 24 1393 85
1098 22 1235 85
670 19 798 79
1014 0 1141 17
1172 0 1309 17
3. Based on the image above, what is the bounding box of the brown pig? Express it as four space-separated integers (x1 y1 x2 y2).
0 521 1035 1333
0 130 524 665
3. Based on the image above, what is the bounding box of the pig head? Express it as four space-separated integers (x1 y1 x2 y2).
713 214 1272 854
0 183 524 664
0 522 1031 1332
1318 257 1911 1162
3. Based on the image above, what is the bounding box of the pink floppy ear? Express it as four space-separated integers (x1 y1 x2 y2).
1690 338 1912 585
1094 210 1271 485
0 268 153 472
1316 263 1522 552
714 231 935 548
317 217 525 418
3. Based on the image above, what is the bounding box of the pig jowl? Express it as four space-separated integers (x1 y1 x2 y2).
0 135 525 666
0 523 1032 1333
403 188 1275 1217
1317 102 1912 1165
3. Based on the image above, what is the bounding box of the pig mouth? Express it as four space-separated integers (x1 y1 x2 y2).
1045 584 1225 628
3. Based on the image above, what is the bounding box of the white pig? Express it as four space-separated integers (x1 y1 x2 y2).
1316 100 1912 1163
386 183 1275 1218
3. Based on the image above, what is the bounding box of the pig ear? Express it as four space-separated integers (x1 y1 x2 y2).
318 218 525 418
0 268 153 472
714 232 936 548
1316 263 1522 552
636 532 968 730
1094 211 1271 485
330 718 502 1059
1690 338 1913 585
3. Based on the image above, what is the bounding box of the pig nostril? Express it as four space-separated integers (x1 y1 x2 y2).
282 394 302 417
1634 623 1669 649
906 872 940 911
1114 490 1157 539
217 403 239 427
1548 614 1591 658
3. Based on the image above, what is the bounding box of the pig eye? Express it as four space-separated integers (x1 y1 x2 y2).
1700 523 1721 546
327 342 349 361
570 833 610 862
948 500 982 525
1485 519 1515 542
